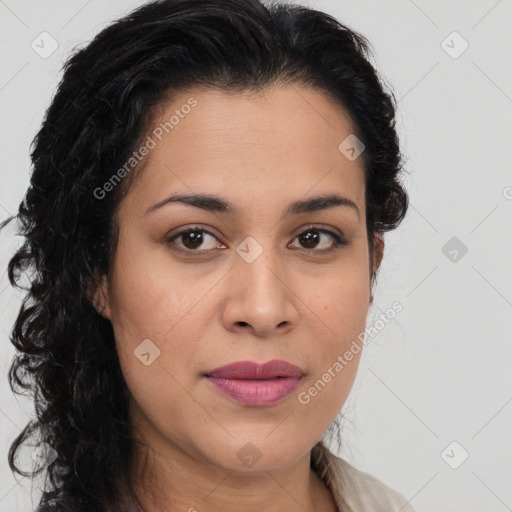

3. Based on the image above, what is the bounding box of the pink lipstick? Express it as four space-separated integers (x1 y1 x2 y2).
204 359 304 406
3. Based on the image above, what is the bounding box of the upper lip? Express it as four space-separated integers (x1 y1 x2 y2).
205 359 305 379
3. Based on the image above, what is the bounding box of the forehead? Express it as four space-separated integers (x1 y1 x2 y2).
120 84 366 216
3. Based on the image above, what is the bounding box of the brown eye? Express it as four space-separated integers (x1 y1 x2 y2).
180 230 205 250
289 227 346 252
165 226 225 255
299 230 320 249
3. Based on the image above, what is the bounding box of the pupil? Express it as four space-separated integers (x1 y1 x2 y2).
183 231 203 249
302 230 318 249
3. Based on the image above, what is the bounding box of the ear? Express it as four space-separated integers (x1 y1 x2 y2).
369 233 384 304
87 274 112 319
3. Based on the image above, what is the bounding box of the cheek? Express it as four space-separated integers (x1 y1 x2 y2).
106 240 219 398
311 252 371 341
300 254 370 406
107 235 204 341
108 263 206 441
108 274 203 395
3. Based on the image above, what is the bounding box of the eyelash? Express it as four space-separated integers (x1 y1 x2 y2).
165 224 347 256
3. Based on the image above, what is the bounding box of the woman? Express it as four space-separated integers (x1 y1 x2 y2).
2 0 412 510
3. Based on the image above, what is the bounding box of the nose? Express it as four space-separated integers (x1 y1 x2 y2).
221 244 300 338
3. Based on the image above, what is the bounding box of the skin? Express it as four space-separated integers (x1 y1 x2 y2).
92 83 384 512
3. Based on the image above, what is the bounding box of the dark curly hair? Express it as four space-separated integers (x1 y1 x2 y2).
1 0 408 510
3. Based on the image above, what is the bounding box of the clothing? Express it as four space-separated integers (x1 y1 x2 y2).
311 442 416 512
35 442 415 512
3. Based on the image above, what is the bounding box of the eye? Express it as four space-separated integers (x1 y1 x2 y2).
288 226 347 252
165 225 225 255
165 224 346 256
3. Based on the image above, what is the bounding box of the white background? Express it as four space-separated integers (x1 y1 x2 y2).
0 0 511 510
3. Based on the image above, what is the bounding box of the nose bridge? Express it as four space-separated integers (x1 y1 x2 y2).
235 233 286 300
222 233 298 334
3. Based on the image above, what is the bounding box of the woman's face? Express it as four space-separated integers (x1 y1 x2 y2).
94 84 382 476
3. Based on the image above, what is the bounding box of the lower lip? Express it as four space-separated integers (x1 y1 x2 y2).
205 376 302 406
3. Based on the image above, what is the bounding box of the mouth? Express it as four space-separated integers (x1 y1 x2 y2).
203 359 305 406
204 359 305 380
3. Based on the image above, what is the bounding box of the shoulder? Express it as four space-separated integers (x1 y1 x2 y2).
314 444 416 512
333 456 415 511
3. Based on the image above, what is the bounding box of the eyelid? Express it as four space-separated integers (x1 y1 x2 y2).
165 223 218 239
292 223 345 241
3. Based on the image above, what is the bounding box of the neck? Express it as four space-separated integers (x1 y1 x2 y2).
129 440 337 512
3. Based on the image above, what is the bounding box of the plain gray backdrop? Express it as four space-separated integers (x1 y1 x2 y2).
0 0 511 510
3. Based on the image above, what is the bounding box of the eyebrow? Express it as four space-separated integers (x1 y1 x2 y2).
145 192 359 218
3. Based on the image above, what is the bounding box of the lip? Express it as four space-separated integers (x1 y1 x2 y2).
204 359 305 406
